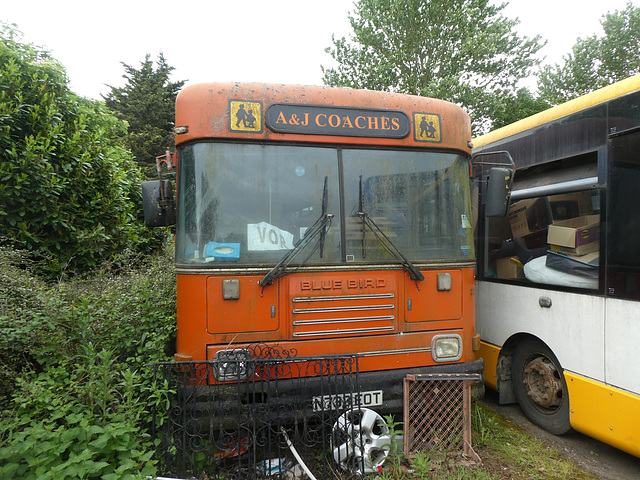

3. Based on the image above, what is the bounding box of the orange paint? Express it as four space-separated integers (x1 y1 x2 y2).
172 82 479 385
177 267 476 373
174 83 471 154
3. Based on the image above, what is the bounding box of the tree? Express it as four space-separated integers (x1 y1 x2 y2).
322 0 545 133
0 23 163 276
538 2 640 104
103 53 185 176
484 88 551 130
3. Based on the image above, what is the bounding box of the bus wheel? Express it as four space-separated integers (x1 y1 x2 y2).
512 338 572 435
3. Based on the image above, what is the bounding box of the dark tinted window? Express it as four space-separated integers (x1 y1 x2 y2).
607 130 640 300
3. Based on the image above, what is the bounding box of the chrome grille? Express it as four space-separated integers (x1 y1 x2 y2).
292 292 396 338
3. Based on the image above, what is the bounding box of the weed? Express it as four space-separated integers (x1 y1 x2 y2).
0 243 176 479
378 414 409 479
472 403 501 445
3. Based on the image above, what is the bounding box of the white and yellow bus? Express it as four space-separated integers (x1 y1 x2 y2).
473 75 640 457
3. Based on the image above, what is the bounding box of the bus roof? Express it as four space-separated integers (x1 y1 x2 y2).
473 74 640 148
174 82 472 153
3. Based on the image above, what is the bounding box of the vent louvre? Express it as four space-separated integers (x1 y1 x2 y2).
292 292 395 338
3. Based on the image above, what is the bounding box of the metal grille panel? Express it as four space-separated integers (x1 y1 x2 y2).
403 373 481 461
151 345 363 479
291 292 396 338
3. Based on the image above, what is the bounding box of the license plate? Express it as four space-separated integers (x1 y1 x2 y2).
312 390 383 412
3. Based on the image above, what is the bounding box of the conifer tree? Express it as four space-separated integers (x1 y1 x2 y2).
103 53 186 176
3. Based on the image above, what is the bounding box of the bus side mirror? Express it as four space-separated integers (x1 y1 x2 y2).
485 167 513 217
142 180 176 227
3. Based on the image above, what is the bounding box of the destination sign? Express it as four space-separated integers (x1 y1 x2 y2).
265 104 410 138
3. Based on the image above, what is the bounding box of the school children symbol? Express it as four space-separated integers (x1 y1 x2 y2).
413 112 442 143
229 100 263 133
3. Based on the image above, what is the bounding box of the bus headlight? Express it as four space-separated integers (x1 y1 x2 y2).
431 334 462 362
212 349 251 381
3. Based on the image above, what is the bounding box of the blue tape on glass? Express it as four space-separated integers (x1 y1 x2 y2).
205 242 240 259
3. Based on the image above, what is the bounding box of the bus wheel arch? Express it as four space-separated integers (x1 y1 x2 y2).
493 334 530 405
510 336 573 435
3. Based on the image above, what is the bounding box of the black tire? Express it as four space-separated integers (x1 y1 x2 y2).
512 338 572 435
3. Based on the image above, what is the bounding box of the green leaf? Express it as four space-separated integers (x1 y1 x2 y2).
321 0 546 134
88 432 111 450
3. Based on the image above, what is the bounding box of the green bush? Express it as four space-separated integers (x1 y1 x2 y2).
0 244 176 479
0 23 178 479
0 351 167 480
0 23 167 278
52 247 177 367
0 244 68 399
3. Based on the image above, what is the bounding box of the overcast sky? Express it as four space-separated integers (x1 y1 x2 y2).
2 0 637 99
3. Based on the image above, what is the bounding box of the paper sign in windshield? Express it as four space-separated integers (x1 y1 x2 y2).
248 222 294 251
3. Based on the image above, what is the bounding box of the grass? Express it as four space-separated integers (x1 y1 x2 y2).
372 403 599 480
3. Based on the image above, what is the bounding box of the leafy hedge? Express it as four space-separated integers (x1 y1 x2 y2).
0 245 176 479
0 23 166 277
0 22 178 479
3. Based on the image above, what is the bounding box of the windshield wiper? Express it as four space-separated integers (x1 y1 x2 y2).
260 177 332 287
319 176 329 258
259 212 334 287
358 175 367 258
357 212 424 281
356 176 424 282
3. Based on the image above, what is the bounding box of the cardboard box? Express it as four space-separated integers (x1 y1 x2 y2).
508 198 551 238
496 256 524 279
548 215 600 255
548 192 595 220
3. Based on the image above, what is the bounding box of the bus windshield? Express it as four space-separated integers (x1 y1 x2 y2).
176 142 474 266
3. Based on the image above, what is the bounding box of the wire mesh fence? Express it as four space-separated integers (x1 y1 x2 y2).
403 373 481 461
151 347 482 478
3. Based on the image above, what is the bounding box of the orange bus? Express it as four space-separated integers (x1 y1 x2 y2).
145 82 483 413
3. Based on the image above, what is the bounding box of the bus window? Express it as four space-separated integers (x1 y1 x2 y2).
485 190 601 290
342 149 474 263
176 143 341 265
608 129 640 300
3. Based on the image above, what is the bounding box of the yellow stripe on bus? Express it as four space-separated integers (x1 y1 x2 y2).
474 74 640 148
565 371 640 457
478 341 500 391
